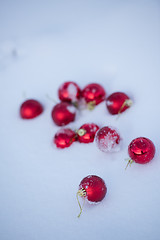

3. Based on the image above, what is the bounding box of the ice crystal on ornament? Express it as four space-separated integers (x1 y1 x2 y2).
106 100 113 106
67 83 78 101
58 81 81 103
66 105 76 114
95 126 121 153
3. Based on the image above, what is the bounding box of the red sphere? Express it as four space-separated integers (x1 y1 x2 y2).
82 83 106 106
77 123 99 143
54 128 77 149
95 126 120 152
58 81 81 103
51 102 76 126
128 137 155 164
20 99 43 119
78 175 107 202
106 92 132 115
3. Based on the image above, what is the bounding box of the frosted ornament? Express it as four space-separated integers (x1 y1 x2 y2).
95 126 121 153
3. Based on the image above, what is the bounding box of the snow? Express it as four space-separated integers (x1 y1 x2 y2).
106 100 113 106
66 105 76 114
0 1 160 240
95 127 121 153
67 83 78 101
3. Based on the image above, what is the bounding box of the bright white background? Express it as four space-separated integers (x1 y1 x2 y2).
0 1 160 240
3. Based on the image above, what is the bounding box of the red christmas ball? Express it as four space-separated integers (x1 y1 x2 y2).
20 99 43 119
77 123 99 143
106 92 132 115
54 128 77 149
128 137 155 164
77 175 107 217
78 175 107 202
58 81 81 103
82 83 106 108
95 126 121 152
51 102 76 126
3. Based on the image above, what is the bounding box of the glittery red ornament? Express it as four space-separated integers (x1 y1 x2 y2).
58 81 81 103
77 175 107 217
95 126 121 152
20 99 43 119
54 128 77 148
127 137 155 167
77 123 99 143
82 83 106 109
51 102 76 126
106 92 132 115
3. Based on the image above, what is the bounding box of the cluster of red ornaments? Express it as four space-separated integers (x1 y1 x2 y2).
54 123 100 148
51 82 133 126
19 81 156 217
52 82 107 126
51 82 133 151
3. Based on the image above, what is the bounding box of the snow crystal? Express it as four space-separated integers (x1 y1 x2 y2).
95 127 121 153
98 136 120 153
87 200 103 205
91 88 96 93
106 100 113 106
66 105 76 114
67 83 78 100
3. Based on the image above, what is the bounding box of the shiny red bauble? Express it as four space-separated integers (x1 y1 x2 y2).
79 175 107 202
51 102 76 126
95 126 120 152
58 81 81 103
77 123 99 143
82 83 106 107
77 175 107 217
128 137 155 164
54 128 77 148
78 175 107 202
106 92 132 115
20 99 43 119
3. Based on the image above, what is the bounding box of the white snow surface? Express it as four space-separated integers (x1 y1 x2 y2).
0 1 160 240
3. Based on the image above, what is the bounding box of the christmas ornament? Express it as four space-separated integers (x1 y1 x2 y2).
77 175 107 217
58 81 81 104
106 92 132 115
82 83 106 109
54 128 77 149
77 123 99 143
126 137 156 169
20 99 43 119
95 126 121 152
51 102 76 126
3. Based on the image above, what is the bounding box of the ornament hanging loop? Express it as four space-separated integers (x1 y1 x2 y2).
87 101 96 110
77 129 86 137
117 99 133 119
125 159 134 170
77 188 86 218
